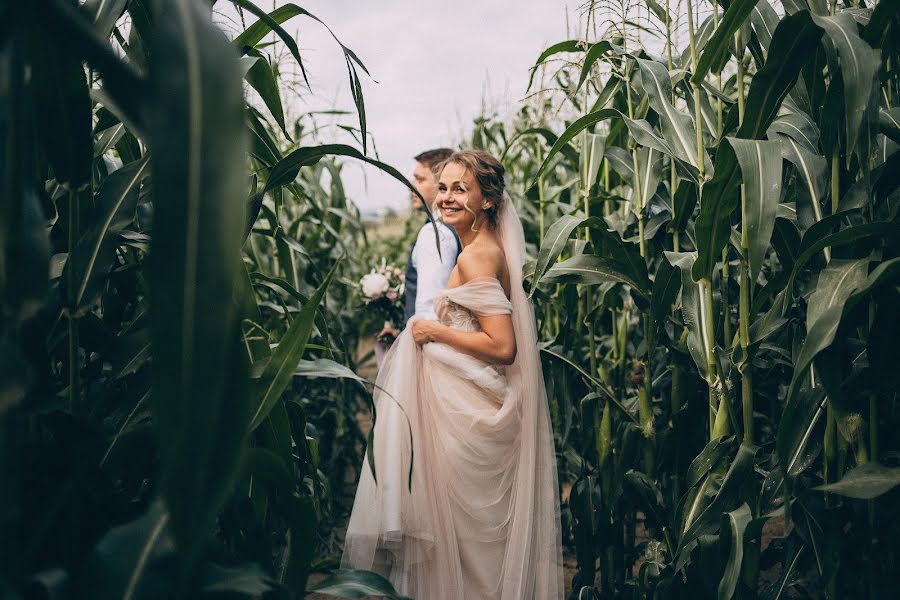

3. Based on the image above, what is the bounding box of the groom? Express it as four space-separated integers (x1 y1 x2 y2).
378 148 459 347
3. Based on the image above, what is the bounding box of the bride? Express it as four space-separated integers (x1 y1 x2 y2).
342 150 563 599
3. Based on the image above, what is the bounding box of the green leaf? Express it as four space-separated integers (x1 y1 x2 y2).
768 101 821 152
685 436 738 490
718 503 753 600
526 39 582 92
770 221 895 319
243 52 288 139
540 345 633 420
623 470 666 527
200 563 275 596
293 357 368 384
671 180 698 233
636 58 711 177
541 254 650 296
666 251 708 378
649 255 681 350
530 109 620 185
750 0 780 54
243 447 293 489
878 107 900 145
27 27 92 186
728 138 782 280
232 0 310 87
232 1 373 149
280 494 317 592
63 156 150 308
307 569 412 600
695 11 824 282
266 144 442 250
1 45 51 326
805 259 870 332
862 0 900 47
246 107 283 168
810 12 880 158
644 0 669 24
814 462 900 500
678 444 757 564
694 0 761 83
777 386 826 478
785 257 900 416
249 261 340 431
87 500 175 599
145 0 250 569
501 127 580 168
41 0 145 133
265 144 417 199
733 10 825 139
635 146 664 209
531 214 601 290
575 40 625 94
778 136 827 219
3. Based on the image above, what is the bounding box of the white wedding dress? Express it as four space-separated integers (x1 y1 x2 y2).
342 199 563 600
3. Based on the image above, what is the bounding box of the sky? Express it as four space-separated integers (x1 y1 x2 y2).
215 1 574 215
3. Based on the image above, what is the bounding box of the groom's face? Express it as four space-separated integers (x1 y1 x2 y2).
411 161 439 211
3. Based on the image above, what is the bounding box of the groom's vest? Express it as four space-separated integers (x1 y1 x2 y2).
404 218 461 324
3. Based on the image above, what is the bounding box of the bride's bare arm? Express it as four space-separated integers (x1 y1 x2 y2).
414 314 517 365
411 248 517 365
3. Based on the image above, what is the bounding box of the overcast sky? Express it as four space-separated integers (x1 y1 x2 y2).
216 1 574 214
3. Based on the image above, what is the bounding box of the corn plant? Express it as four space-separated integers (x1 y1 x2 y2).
488 0 900 597
0 0 416 598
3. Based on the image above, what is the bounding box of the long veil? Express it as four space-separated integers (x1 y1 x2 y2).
493 193 564 597
342 193 563 599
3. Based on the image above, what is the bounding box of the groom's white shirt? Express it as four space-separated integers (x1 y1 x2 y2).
409 211 458 321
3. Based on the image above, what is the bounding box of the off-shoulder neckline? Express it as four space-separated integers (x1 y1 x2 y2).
443 276 511 299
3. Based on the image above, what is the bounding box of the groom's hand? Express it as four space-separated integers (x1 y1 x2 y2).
378 325 400 341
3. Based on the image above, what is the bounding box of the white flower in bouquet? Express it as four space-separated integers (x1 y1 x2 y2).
361 272 390 299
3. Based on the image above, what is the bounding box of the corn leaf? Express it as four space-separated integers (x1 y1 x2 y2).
146 0 249 568
814 462 900 500
694 0 760 83
63 156 150 308
718 503 753 600
728 138 782 280
307 569 412 600
694 10 824 282
249 260 340 431
636 58 712 177
810 13 880 157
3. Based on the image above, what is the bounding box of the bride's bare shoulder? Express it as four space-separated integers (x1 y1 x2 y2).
457 242 506 281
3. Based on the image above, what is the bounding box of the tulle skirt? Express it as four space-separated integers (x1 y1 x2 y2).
342 316 563 600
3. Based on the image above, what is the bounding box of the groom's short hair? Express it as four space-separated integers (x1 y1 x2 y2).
414 148 453 176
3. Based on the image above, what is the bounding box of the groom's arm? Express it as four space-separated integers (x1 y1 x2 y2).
412 224 458 319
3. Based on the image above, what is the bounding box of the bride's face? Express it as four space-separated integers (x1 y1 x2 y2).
436 162 492 230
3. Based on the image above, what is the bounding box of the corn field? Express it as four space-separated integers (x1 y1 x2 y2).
1 0 899 599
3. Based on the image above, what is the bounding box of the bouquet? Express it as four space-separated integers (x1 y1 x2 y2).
358 259 405 347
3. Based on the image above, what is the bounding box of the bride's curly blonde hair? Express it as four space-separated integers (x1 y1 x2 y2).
439 150 506 228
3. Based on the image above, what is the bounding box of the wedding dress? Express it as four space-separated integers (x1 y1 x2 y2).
342 198 563 600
